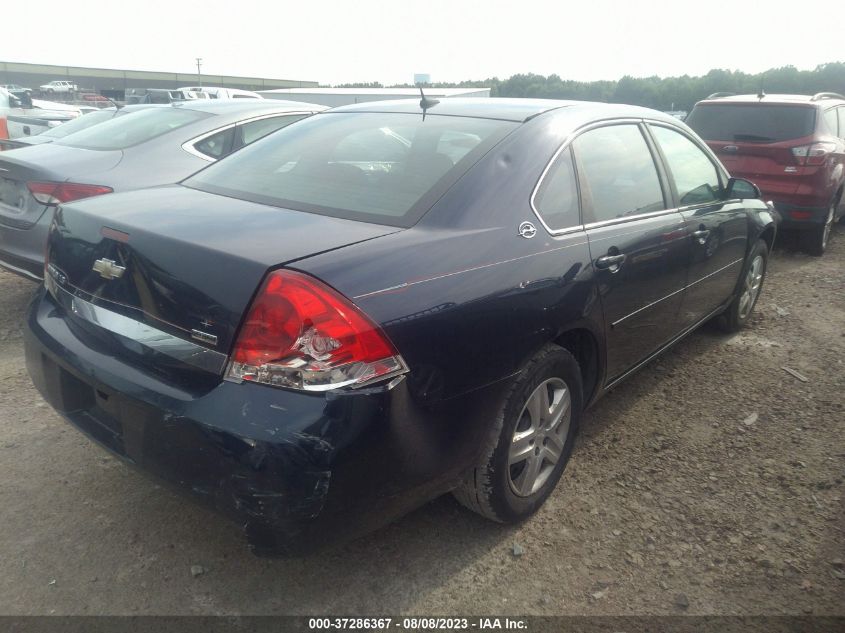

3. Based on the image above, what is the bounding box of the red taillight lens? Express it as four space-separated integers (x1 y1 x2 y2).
227 270 407 391
790 211 814 220
27 181 113 205
790 142 835 166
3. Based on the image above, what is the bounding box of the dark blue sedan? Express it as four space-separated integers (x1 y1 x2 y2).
24 98 777 555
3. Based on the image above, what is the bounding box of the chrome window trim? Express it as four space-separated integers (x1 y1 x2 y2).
582 207 683 231
531 117 724 235
530 118 645 236
52 284 228 374
181 111 315 162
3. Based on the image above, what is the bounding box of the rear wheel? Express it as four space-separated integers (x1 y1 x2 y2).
453 344 582 523
719 239 768 333
801 203 835 256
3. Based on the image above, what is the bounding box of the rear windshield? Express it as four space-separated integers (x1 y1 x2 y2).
56 107 210 150
40 109 116 139
185 112 517 227
686 104 816 143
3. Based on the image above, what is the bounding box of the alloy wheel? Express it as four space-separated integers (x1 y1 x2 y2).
508 378 571 497
738 255 764 319
822 204 834 251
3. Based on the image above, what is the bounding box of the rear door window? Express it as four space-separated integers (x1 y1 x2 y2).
572 124 665 223
686 104 817 142
650 125 722 205
192 127 236 159
533 146 581 231
57 108 210 150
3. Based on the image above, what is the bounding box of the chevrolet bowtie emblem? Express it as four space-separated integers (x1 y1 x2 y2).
92 258 126 280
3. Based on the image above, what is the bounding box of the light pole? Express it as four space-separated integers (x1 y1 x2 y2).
195 57 203 87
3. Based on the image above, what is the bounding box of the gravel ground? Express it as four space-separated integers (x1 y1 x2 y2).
0 228 843 616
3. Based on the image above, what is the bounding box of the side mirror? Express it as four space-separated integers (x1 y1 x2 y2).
725 177 761 200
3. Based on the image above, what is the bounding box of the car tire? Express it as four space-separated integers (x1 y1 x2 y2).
718 239 769 333
452 344 582 523
801 203 835 256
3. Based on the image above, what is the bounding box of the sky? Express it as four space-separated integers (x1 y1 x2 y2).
2 0 840 86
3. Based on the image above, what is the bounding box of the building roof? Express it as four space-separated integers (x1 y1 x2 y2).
0 60 317 91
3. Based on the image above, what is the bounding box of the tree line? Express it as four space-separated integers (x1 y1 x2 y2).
334 62 845 112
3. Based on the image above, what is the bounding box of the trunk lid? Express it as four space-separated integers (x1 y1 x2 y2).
46 185 400 375
0 144 122 228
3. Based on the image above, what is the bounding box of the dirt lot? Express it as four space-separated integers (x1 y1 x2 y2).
0 229 843 617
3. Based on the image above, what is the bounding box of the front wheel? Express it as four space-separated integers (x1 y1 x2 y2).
718 239 768 333
453 344 583 523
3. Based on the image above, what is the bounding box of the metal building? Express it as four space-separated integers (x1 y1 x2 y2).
1 61 317 98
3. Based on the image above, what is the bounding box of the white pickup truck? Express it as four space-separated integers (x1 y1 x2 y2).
0 88 81 144
38 80 78 95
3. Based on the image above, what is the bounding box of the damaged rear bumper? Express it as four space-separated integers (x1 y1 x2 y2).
24 286 482 555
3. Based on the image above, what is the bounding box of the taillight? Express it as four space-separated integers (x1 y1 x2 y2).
790 211 814 220
790 142 836 166
227 269 408 392
27 181 113 205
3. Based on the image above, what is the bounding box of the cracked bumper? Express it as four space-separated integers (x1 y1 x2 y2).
23 286 475 556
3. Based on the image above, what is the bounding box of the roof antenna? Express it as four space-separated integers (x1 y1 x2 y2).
419 87 440 121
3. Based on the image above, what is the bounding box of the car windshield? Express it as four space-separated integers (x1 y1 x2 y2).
56 107 210 150
39 109 116 139
686 104 817 142
185 112 517 227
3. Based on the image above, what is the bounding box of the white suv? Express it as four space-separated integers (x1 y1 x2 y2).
39 80 78 94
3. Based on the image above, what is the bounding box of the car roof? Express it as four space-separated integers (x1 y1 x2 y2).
327 98 685 124
330 98 584 122
696 93 845 107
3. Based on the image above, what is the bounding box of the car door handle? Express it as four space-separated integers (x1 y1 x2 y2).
595 254 626 270
692 229 710 244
